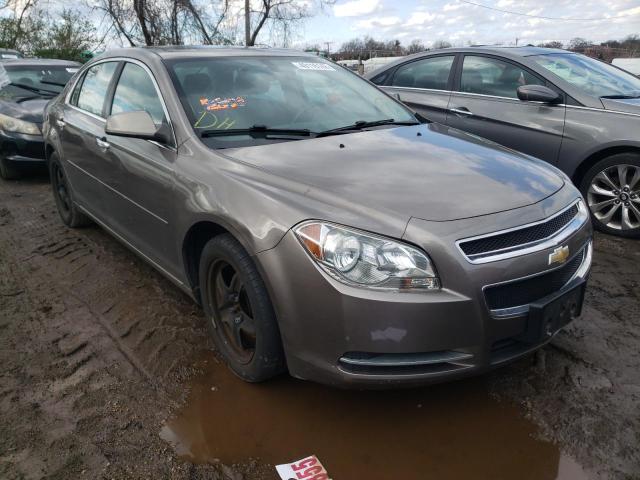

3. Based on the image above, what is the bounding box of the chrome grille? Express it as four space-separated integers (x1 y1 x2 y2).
457 201 587 264
461 205 578 256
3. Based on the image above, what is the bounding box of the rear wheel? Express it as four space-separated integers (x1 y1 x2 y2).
580 153 640 238
199 234 285 382
0 158 20 180
49 153 92 228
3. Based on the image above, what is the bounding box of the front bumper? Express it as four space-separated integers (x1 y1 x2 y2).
0 129 46 166
256 193 593 388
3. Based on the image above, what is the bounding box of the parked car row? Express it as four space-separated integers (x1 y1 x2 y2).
365 46 640 238
38 47 593 387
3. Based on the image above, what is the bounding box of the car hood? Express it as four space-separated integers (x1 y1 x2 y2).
0 97 50 124
601 97 640 114
220 123 565 222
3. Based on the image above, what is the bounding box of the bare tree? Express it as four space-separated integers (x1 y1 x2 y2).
537 41 563 49
568 37 592 50
245 0 334 47
432 40 452 49
406 39 425 55
92 0 231 47
9 0 36 47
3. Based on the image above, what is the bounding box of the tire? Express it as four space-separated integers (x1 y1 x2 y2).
0 157 20 180
49 152 92 228
579 153 640 238
199 234 286 382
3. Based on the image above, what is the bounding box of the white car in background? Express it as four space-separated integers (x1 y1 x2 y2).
612 58 640 76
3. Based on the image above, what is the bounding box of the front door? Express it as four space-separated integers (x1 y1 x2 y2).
446 55 566 163
100 61 178 272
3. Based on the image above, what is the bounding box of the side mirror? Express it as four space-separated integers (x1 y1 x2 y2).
105 111 170 144
517 85 562 104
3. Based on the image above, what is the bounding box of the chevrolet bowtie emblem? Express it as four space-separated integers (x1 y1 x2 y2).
549 245 570 265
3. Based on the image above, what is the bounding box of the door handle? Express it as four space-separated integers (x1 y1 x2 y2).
450 107 473 116
56 118 66 129
96 137 110 149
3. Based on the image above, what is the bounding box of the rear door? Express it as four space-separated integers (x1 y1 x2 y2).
380 54 457 123
61 61 120 217
446 54 566 163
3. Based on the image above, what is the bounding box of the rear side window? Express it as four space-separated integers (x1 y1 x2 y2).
75 62 118 116
460 56 544 99
110 62 166 125
391 56 455 90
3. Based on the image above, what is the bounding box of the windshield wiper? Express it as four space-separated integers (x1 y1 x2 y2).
201 125 313 138
600 94 640 99
40 79 67 87
316 118 420 138
8 82 58 96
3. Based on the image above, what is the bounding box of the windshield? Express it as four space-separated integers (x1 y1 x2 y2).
0 64 78 100
532 53 640 98
166 56 416 147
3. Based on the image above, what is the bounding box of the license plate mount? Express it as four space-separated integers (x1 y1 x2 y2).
518 281 586 344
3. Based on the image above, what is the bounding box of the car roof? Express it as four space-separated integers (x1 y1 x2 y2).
364 45 573 78
457 45 569 57
95 46 318 61
0 58 81 67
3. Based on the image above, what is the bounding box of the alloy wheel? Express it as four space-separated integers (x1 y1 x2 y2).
587 164 640 231
207 259 257 365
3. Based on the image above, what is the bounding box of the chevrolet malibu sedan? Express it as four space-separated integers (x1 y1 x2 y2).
366 46 640 238
43 47 592 387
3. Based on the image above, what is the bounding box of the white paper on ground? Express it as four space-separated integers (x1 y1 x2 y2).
275 455 331 480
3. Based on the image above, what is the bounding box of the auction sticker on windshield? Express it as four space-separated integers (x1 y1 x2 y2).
292 62 335 71
275 455 332 480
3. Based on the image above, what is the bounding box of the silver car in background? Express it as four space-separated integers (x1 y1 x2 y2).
43 47 592 387
367 46 640 238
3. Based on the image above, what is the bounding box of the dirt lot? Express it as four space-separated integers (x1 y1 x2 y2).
1 175 639 480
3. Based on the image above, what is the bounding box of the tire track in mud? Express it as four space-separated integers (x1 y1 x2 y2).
0 178 233 479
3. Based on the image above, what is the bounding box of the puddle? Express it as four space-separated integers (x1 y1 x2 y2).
161 357 590 480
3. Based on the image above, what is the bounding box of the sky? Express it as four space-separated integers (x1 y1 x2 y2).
298 0 640 50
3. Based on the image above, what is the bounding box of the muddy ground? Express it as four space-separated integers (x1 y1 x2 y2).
0 175 638 480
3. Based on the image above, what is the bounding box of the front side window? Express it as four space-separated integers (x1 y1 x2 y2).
532 53 640 98
75 62 118 116
166 56 416 148
460 56 544 98
111 62 166 125
391 56 455 90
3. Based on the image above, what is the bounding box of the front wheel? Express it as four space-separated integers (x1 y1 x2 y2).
199 234 286 382
580 153 640 238
0 157 20 180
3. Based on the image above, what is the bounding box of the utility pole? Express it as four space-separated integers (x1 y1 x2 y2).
515 37 519 46
324 41 333 58
245 0 251 46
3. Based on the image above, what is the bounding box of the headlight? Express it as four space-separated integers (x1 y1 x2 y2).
294 221 440 291
0 112 41 135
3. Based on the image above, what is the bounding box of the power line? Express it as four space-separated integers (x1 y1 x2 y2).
456 0 639 22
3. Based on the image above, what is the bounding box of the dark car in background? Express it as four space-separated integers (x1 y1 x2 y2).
366 47 640 238
0 58 79 179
